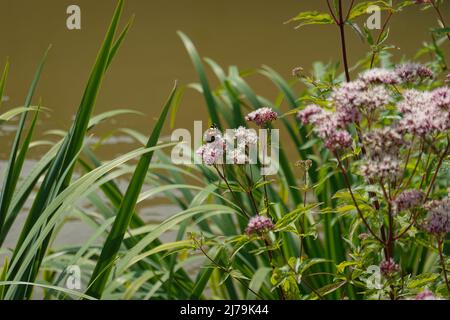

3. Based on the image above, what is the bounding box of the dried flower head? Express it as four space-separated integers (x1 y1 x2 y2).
423 196 450 235
393 190 424 214
246 107 278 127
295 159 313 170
358 233 370 241
245 215 275 236
292 66 304 78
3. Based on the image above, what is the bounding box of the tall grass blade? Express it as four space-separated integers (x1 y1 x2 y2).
86 84 177 298
0 48 49 234
8 0 126 299
178 32 222 129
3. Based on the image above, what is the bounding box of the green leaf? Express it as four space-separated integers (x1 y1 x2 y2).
0 106 39 122
315 280 347 297
86 84 178 298
0 59 9 109
286 11 334 29
8 0 128 299
178 32 222 129
247 267 271 299
348 1 392 20
0 46 50 237
432 27 450 35
407 273 439 289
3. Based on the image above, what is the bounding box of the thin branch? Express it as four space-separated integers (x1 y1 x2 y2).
338 0 351 81
424 139 449 201
431 0 450 42
438 238 450 295
334 152 384 244
326 0 338 24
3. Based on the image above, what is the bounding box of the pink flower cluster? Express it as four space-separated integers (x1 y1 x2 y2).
196 138 225 165
360 128 405 181
415 289 439 300
245 215 275 236
393 190 424 214
225 126 258 165
296 65 449 170
359 68 400 85
245 107 278 127
297 105 352 151
395 63 434 83
380 258 400 276
423 195 450 235
196 126 258 165
331 79 392 120
361 155 401 182
397 87 450 136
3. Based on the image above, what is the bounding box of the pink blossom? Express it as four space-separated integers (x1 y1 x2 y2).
423 196 450 235
380 258 400 276
324 130 353 151
297 104 324 125
431 87 450 110
359 68 401 85
245 107 278 127
196 138 225 165
415 289 439 300
397 90 447 135
395 63 434 83
245 216 275 236
393 190 424 214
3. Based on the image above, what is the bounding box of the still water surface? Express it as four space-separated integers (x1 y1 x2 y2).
1 0 449 160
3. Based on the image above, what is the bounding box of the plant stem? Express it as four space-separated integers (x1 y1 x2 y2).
424 139 449 201
214 165 250 218
431 0 450 42
334 152 384 243
397 142 424 195
369 6 394 68
194 238 264 299
338 0 351 81
437 238 450 296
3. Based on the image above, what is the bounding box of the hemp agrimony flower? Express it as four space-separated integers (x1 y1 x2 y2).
245 215 275 236
245 107 278 127
380 258 400 276
395 63 434 83
415 289 439 300
393 190 424 214
423 196 450 235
